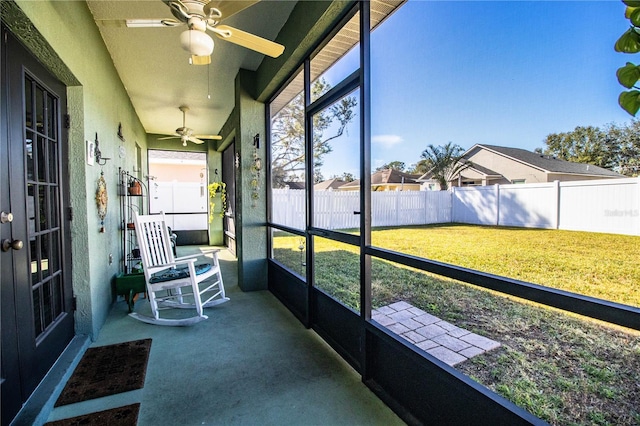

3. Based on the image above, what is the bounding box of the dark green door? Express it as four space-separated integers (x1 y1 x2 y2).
1 27 74 426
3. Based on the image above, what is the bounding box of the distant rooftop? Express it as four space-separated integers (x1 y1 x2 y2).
475 144 623 177
340 168 421 188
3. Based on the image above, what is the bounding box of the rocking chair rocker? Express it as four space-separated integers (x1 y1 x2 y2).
129 212 229 326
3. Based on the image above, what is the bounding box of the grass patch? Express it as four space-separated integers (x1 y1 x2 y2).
371 224 640 307
272 224 640 425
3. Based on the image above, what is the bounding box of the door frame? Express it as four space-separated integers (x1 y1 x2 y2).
222 141 237 255
1 25 74 426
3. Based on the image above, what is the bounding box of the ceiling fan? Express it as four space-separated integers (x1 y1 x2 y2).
120 0 285 64
158 106 222 146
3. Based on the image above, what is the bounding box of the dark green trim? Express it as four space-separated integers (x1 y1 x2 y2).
0 1 79 86
254 1 355 103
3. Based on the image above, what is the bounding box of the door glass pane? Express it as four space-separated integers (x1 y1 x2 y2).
50 230 60 273
40 233 50 280
313 236 360 311
27 184 36 233
26 131 35 180
43 281 53 324
311 89 360 234
35 86 44 134
30 237 39 282
38 185 48 230
50 187 59 228
52 275 62 319
49 142 58 183
37 136 46 182
33 287 43 336
25 77 33 129
47 93 56 139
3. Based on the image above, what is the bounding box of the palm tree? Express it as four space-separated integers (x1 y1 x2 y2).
420 142 471 190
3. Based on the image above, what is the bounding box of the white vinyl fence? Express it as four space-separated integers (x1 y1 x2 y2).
149 181 208 231
272 177 640 236
272 189 452 230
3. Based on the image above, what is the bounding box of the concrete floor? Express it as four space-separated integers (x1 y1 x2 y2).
44 248 404 425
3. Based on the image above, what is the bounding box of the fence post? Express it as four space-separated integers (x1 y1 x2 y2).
395 190 400 226
451 187 456 223
554 180 561 230
637 177 640 236
495 184 500 226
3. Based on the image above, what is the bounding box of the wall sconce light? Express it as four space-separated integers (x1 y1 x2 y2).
94 133 111 166
117 122 125 142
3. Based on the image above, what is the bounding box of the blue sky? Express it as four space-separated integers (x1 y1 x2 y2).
317 0 633 179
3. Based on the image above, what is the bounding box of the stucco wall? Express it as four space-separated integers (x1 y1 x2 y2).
547 173 620 182
467 149 547 184
7 0 148 339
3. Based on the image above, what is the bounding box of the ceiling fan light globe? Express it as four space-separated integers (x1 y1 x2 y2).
180 29 214 56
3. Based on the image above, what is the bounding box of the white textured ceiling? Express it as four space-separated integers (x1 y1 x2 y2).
86 0 297 141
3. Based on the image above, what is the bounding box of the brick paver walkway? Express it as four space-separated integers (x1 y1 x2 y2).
372 301 500 366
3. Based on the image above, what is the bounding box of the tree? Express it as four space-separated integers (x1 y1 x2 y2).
330 172 355 182
407 160 429 175
420 142 470 190
615 0 640 115
539 126 619 170
539 121 640 176
605 120 640 176
375 161 406 172
271 78 357 187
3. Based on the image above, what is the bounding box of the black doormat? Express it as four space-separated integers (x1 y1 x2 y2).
45 403 140 425
55 339 152 407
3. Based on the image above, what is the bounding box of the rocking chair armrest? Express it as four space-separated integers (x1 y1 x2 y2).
149 258 197 271
174 249 220 262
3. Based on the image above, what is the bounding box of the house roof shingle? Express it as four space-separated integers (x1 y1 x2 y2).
340 169 421 188
283 181 305 190
475 144 623 177
314 178 346 190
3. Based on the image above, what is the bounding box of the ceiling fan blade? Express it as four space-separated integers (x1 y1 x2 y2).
97 19 183 28
211 25 284 58
195 134 223 140
95 19 128 28
204 1 260 21
188 136 206 144
157 135 180 140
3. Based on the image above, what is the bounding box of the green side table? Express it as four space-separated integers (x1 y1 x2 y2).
115 273 146 313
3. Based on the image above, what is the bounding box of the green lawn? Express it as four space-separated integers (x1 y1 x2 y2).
371 224 640 307
272 224 640 425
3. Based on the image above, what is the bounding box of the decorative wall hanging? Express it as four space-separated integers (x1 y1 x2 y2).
208 181 227 222
96 171 108 232
250 133 262 208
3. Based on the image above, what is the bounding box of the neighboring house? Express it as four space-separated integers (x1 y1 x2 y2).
314 178 346 190
283 181 306 190
339 168 421 191
418 144 625 189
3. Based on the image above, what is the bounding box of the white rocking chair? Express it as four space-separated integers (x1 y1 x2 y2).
129 212 229 326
